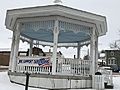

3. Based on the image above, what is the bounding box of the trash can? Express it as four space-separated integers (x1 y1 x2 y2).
94 72 104 90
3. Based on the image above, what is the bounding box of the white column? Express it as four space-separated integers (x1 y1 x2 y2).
77 42 81 59
95 37 98 72
9 23 21 72
29 39 33 56
90 28 96 89
9 30 15 71
52 20 59 75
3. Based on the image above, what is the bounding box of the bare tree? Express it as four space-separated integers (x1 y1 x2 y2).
110 30 120 49
110 40 120 50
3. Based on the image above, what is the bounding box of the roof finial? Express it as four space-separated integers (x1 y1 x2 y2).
53 0 62 3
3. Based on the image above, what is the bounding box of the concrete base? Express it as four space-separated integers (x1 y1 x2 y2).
8 71 92 89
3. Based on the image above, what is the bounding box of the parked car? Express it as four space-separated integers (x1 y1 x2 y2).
108 64 119 72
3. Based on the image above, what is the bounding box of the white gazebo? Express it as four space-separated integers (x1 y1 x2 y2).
5 4 110 89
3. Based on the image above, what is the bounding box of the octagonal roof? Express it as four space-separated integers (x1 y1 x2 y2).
5 4 107 45
5 4 107 36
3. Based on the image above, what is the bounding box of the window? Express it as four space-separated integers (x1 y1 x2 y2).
110 51 114 56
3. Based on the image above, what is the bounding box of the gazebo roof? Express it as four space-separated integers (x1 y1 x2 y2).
5 4 107 44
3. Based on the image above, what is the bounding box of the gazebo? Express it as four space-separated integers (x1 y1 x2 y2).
5 4 108 89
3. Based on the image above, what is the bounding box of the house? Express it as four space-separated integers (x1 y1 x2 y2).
0 51 27 66
99 50 120 69
0 51 10 66
105 50 120 67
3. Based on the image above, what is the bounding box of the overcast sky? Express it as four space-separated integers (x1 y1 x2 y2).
0 0 120 56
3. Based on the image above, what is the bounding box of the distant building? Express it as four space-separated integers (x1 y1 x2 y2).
0 49 64 66
0 51 27 66
98 52 106 66
0 51 10 66
105 50 120 67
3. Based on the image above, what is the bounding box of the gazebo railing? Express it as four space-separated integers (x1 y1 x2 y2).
15 65 51 74
56 58 92 76
15 56 52 74
15 56 92 76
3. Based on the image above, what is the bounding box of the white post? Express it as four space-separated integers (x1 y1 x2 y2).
10 23 21 72
95 37 98 72
77 42 81 59
52 20 59 74
9 30 15 71
29 39 33 56
90 28 96 89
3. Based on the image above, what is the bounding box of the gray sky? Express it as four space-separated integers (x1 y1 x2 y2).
0 0 120 53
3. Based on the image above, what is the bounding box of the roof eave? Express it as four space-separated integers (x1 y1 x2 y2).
5 5 107 36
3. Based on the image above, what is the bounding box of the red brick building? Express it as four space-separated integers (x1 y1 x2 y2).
0 51 27 66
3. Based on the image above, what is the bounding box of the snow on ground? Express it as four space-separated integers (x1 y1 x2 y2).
0 72 45 90
0 71 120 90
112 75 120 90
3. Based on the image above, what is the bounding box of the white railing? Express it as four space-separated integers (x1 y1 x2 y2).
98 69 113 85
56 58 92 76
15 56 52 74
15 57 92 76
15 66 51 74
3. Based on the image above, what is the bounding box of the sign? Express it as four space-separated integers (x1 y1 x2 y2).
18 57 51 67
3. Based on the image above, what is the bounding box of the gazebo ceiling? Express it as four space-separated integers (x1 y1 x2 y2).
21 26 90 43
20 19 91 43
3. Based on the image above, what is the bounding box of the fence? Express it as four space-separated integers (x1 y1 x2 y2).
98 68 113 85
56 58 92 76
15 65 51 74
15 57 92 76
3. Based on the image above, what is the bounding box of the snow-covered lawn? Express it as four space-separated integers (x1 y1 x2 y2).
112 75 120 90
0 71 120 90
0 72 45 90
